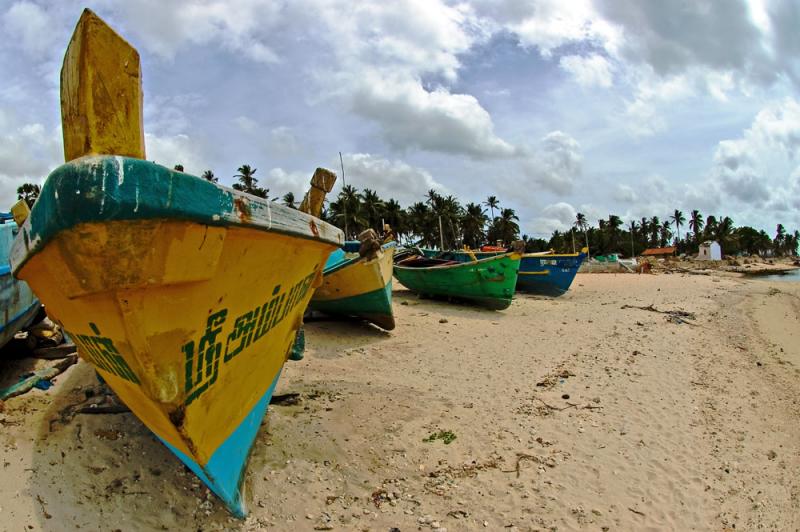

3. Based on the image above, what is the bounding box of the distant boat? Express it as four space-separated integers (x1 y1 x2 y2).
393 252 521 309
424 247 588 296
0 213 40 349
514 248 587 295
310 240 396 330
10 9 342 517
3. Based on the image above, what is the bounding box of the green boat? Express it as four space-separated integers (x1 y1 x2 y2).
393 252 521 310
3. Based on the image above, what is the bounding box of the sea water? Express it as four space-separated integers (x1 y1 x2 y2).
754 268 800 282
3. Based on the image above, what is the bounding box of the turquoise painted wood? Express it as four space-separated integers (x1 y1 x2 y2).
0 214 40 349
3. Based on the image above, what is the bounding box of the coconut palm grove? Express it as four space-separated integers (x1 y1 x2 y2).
18 165 799 258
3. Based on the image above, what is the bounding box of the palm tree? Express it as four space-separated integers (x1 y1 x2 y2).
628 220 638 257
328 185 366 238
575 212 589 256
201 170 218 183
461 202 488 249
282 192 296 208
715 217 734 253
484 195 499 221
361 188 385 231
774 224 786 255
407 201 436 247
17 183 41 208
704 215 718 241
383 199 406 241
233 164 268 198
688 210 703 243
649 216 660 247
606 214 623 252
671 209 686 244
660 220 673 247
489 208 520 246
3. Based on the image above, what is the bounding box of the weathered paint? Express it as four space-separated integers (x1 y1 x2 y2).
15 7 344 517
159 370 282 517
298 168 337 218
10 156 343 275
310 242 395 330
11 160 342 515
393 253 521 310
515 249 587 295
427 247 587 296
0 218 40 349
61 9 145 162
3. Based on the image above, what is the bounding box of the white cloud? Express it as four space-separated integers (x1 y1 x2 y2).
266 168 310 198
3 1 58 58
613 184 637 202
527 201 577 235
111 0 282 63
521 131 583 194
0 112 61 208
350 74 514 158
269 126 300 154
233 116 258 133
338 153 446 205
709 98 800 209
559 54 614 88
145 132 211 176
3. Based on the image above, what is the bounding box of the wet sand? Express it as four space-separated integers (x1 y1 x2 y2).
1 273 798 531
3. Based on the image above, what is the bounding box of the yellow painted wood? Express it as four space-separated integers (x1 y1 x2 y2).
61 9 145 161
10 200 30 226
313 246 394 301
15 220 334 464
298 168 336 218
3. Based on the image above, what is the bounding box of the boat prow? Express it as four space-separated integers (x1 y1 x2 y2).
10 9 344 517
310 240 396 330
0 212 40 350
393 252 521 310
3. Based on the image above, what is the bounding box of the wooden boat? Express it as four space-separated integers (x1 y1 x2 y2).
429 247 588 296
514 248 587 295
310 240 396 330
0 212 40 349
393 252 521 309
9 10 343 517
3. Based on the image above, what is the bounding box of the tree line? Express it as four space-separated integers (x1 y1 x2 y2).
16 165 799 258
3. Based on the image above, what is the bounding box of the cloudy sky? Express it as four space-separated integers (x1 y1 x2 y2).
1 0 798 237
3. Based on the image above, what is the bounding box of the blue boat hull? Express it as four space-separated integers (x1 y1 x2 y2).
425 248 587 296
516 252 586 296
0 218 40 348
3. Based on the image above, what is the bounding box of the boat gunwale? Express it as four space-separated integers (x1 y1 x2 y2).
323 241 396 277
394 251 521 271
10 155 344 275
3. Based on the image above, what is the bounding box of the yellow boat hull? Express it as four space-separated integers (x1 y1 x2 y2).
11 156 343 515
311 243 395 330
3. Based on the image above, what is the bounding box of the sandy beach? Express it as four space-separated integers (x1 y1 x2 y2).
1 272 798 531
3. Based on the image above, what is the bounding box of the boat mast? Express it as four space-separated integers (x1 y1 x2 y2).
438 215 445 251
339 151 348 239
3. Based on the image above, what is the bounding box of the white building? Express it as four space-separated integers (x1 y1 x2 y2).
698 240 722 260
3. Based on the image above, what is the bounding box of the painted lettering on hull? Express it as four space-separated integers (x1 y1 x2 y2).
74 323 140 383
182 270 317 405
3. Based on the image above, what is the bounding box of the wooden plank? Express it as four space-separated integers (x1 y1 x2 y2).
298 168 337 218
61 9 145 162
10 199 30 226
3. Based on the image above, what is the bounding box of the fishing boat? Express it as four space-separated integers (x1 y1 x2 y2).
429 247 588 296
10 9 343 517
514 248 587 295
393 252 521 310
310 240 396 330
0 212 40 349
